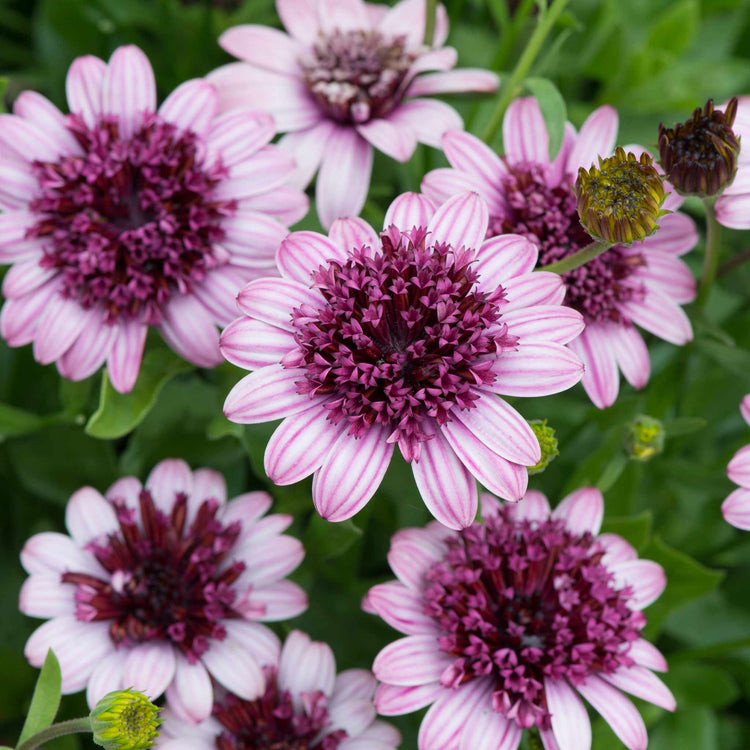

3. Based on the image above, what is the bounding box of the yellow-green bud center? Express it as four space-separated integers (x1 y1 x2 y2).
575 147 667 246
528 419 559 475
90 689 161 750
624 415 665 461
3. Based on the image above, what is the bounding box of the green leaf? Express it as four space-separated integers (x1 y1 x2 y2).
9 424 118 503
562 428 624 496
305 515 363 562
118 376 245 478
596 452 628 493
86 349 191 439
206 415 244 441
0 403 43 439
696 338 750 385
666 663 740 709
17 649 62 745
58 377 94 418
645 0 699 59
242 422 278 482
524 77 567 158
600 511 652 549
641 536 724 636
649 706 719 750
663 416 707 437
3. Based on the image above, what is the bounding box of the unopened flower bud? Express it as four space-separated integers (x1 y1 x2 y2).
624 415 665 462
528 419 559 475
90 689 161 750
576 147 667 246
658 98 740 197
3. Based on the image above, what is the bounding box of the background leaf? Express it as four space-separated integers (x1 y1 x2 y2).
641 536 725 636
86 349 192 439
17 650 61 745
0 404 43 439
524 76 567 158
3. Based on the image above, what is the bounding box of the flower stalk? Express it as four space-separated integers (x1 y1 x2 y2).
481 0 570 144
539 239 609 274
698 197 721 307
16 718 93 750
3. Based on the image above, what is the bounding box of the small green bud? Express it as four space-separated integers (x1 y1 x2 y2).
90 689 161 750
624 415 665 461
528 420 559 475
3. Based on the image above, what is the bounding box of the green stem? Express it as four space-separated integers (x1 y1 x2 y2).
697 197 721 307
539 240 609 274
424 0 437 45
489 0 535 71
481 0 570 144
17 718 92 750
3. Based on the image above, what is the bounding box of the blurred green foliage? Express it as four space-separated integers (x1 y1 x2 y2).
1 0 750 748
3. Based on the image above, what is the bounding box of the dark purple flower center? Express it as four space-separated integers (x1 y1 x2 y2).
213 670 347 750
28 113 236 324
288 226 516 456
62 489 246 662
424 509 644 730
299 30 415 124
492 163 646 324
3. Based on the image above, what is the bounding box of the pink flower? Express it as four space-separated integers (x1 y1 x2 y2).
221 191 584 529
722 394 750 530
157 630 401 748
0 45 307 393
365 489 675 750
422 97 699 409
715 97 750 228
208 0 498 227
18 459 307 724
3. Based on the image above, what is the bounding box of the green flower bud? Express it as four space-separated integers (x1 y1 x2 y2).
90 689 161 750
528 420 559 475
575 147 667 246
624 415 665 462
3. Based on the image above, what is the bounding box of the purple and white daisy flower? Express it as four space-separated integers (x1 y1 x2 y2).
208 0 498 227
0 45 307 393
422 97 699 409
157 630 401 749
221 190 584 530
722 394 750 530
715 97 750 228
19 459 307 724
366 489 675 750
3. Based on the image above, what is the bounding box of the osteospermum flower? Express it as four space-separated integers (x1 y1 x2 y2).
422 97 699 409
207 0 498 227
722 394 750 530
221 191 584 530
713 97 750 228
157 630 401 749
19 459 307 724
366 489 675 750
0 45 307 393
